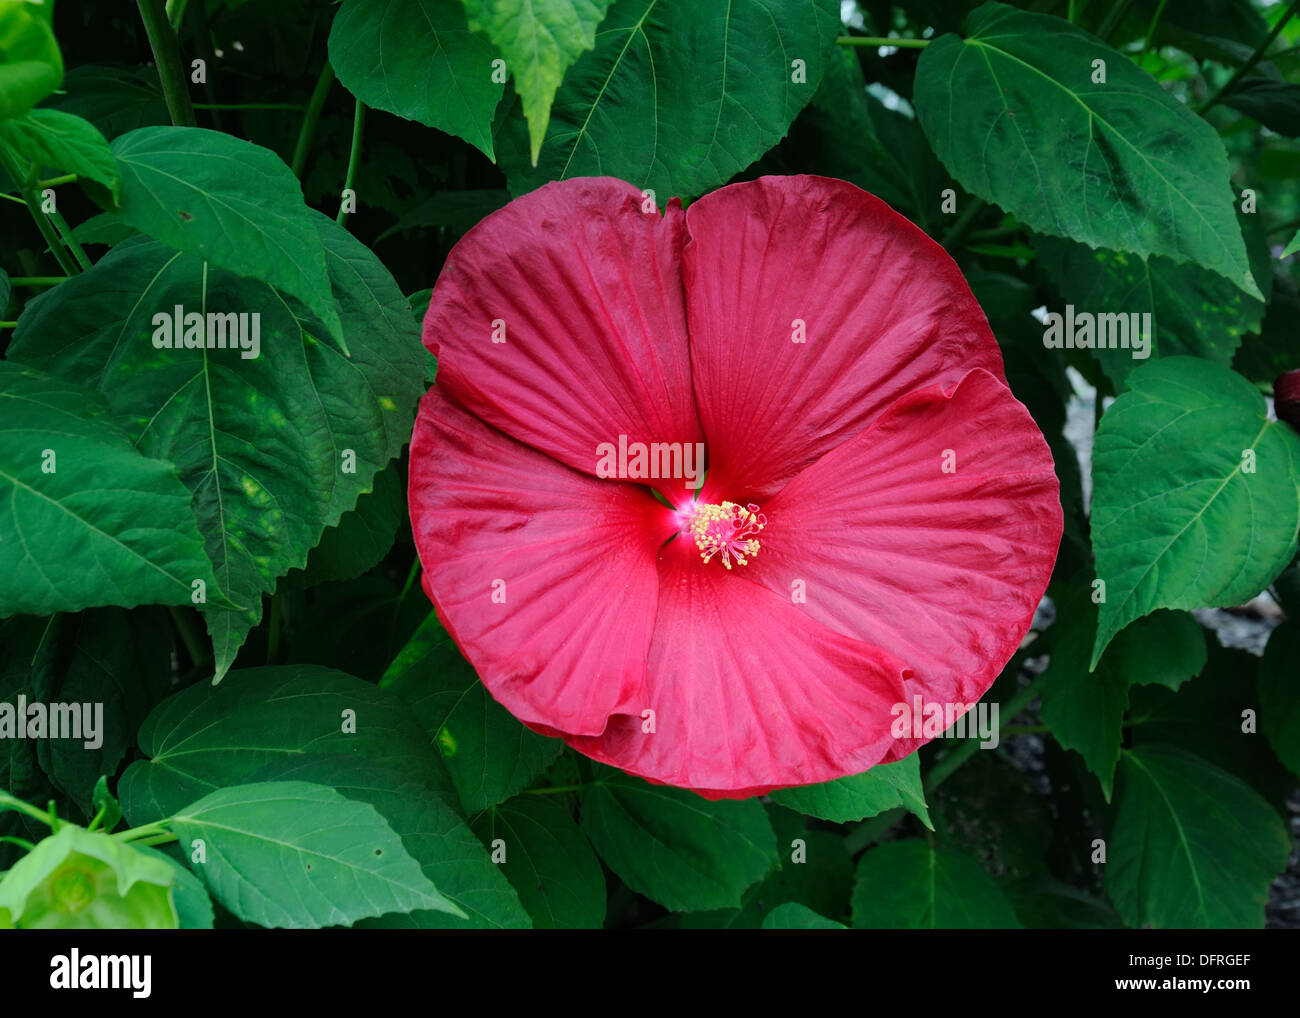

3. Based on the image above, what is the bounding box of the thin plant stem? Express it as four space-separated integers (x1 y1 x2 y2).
1140 0 1168 60
137 0 198 127
337 99 366 227
0 146 80 275
837 35 929 48
292 62 337 179
1202 0 1300 113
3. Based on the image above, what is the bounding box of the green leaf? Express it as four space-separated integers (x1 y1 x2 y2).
110 126 343 350
914 2 1260 298
1034 235 1267 387
172 781 464 928
0 0 62 120
850 839 1021 929
580 764 777 912
0 825 177 929
135 845 214 929
0 109 120 201
1107 744 1290 928
31 608 174 812
117 665 455 824
504 0 840 201
1259 624 1300 779
1041 578 1206 798
284 462 403 588
1283 230 1300 260
249 755 531 929
0 363 221 617
9 220 424 678
470 795 605 928
681 825 853 929
462 0 613 164
1089 358 1300 667
381 612 562 813
330 0 505 160
91 777 122 834
770 753 931 828
761 902 845 929
46 65 169 140
1223 78 1300 138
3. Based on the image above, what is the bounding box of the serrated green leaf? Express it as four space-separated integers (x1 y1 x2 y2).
914 2 1260 298
1089 358 1300 666
504 0 840 200
284 462 403 588
1042 578 1206 798
761 902 845 929
0 363 221 617
0 109 120 201
770 753 931 828
172 781 464 928
471 794 604 928
462 0 613 163
381 612 562 813
1107 744 1290 928
117 665 455 824
850 839 1021 929
580 764 776 913
330 0 504 160
110 126 343 350
8 218 424 677
250 754 531 929
1035 235 1267 386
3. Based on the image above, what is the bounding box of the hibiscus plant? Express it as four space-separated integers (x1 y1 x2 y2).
0 0 1298 937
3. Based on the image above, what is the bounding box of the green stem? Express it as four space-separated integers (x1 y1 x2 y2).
168 605 209 668
1139 0 1168 59
1097 0 1135 43
0 191 25 205
38 174 77 188
923 653 1052 795
398 557 421 601
523 784 585 795
137 0 197 127
337 99 366 226
48 208 91 272
131 832 180 848
115 820 173 843
0 145 80 275
0 836 36 851
1202 0 1300 113
292 62 336 180
7 276 68 286
0 792 58 829
836 35 929 48
941 198 986 250
0 322 18 329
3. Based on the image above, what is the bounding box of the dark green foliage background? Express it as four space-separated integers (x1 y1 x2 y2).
1 0 1299 930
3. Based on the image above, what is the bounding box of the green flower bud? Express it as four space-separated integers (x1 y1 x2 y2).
0 826 178 929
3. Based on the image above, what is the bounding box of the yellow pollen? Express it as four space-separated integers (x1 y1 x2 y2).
686 500 766 570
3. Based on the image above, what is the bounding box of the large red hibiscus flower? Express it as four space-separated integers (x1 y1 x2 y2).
409 175 1062 798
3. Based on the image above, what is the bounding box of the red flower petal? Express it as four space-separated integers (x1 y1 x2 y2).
425 178 702 488
408 387 675 735
563 537 912 796
743 367 1062 759
682 175 1005 500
